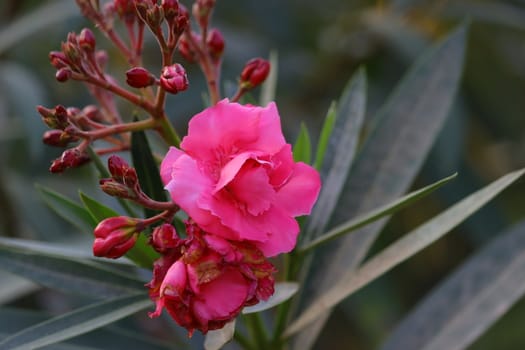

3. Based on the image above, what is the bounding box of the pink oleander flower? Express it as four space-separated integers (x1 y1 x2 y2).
92 216 140 258
148 223 275 335
160 99 321 256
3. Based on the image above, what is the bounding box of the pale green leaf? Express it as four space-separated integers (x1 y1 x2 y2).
285 168 525 337
243 282 300 314
204 320 235 350
292 123 312 164
0 294 151 350
382 220 525 350
299 173 457 253
294 24 468 349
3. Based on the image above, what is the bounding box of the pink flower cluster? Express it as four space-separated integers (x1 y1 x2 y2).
147 100 321 334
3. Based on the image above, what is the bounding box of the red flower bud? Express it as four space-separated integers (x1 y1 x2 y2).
49 51 70 69
192 0 215 28
160 63 189 94
49 148 90 173
42 130 79 147
93 216 140 259
78 28 96 52
240 58 270 89
56 68 72 82
178 32 199 63
151 224 180 253
206 29 224 63
107 155 139 187
37 105 69 130
125 67 155 88
162 0 180 21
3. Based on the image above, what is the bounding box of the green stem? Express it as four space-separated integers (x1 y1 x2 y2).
233 330 255 350
156 114 181 147
244 313 268 350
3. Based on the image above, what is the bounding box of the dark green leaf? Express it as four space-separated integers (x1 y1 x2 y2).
36 184 97 233
293 123 312 164
131 130 167 219
79 192 159 268
0 294 151 350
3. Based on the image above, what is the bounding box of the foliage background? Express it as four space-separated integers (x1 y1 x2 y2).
1 0 525 349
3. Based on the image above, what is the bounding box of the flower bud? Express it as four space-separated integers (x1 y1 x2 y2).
107 155 139 187
100 178 137 199
49 51 70 69
83 105 103 122
160 63 189 94
93 216 140 259
162 0 180 22
49 148 90 173
206 29 224 63
56 68 72 82
42 130 79 147
178 32 199 63
78 28 96 52
37 105 69 130
240 58 270 89
95 50 109 68
151 224 180 253
192 0 215 29
125 67 155 88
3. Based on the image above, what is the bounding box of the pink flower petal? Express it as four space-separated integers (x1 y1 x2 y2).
160 260 187 298
192 269 249 322
252 207 300 257
274 162 321 216
160 147 185 185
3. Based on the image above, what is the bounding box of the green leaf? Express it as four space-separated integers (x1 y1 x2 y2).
79 192 119 222
0 271 37 305
313 101 337 171
131 129 167 219
243 282 299 314
304 67 367 241
300 173 457 253
0 294 151 350
36 184 97 233
285 168 525 337
0 239 145 298
292 123 312 164
204 320 236 350
79 192 159 268
259 51 278 106
295 24 468 349
381 219 525 350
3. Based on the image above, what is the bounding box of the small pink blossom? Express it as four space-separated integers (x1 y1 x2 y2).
160 99 321 256
92 216 139 259
147 223 274 335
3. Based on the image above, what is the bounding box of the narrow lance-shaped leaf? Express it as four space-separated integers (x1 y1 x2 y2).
243 282 300 314
285 168 525 337
382 220 525 350
0 294 151 350
292 123 312 164
0 239 146 298
131 129 166 220
299 173 457 253
79 192 158 268
204 320 236 350
313 101 337 171
304 67 367 242
259 51 278 106
35 184 96 234
294 24 468 349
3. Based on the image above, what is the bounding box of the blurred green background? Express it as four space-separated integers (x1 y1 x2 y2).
1 0 525 349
